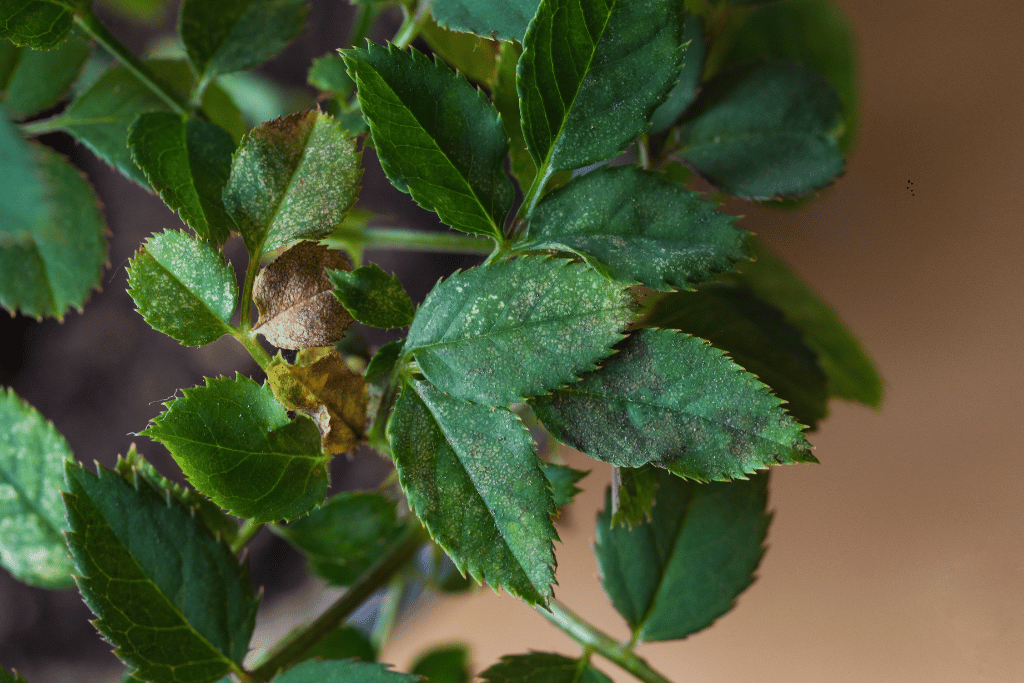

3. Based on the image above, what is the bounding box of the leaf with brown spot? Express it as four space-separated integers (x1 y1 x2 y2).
253 241 354 349
267 347 368 454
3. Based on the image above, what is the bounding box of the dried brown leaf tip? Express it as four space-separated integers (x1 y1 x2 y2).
253 241 354 349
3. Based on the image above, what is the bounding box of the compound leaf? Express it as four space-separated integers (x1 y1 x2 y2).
404 256 631 405
328 262 414 330
63 460 258 683
0 1 73 50
127 229 238 346
519 165 748 291
595 469 770 642
531 328 815 482
342 43 512 241
141 373 330 523
481 652 612 683
389 379 557 606
0 387 74 588
271 659 418 683
0 27 90 120
430 0 541 41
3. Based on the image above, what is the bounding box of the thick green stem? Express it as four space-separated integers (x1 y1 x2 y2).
232 329 273 369
539 600 674 683
392 1 432 49
231 520 265 554
327 227 494 255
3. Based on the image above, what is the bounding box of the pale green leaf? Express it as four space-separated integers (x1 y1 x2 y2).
307 53 352 97
63 460 258 683
328 263 414 330
126 229 238 346
389 379 557 605
531 329 815 482
0 27 89 120
404 256 631 405
595 469 770 642
0 1 72 50
420 17 500 84
431 0 540 41
271 659 418 683
0 387 74 588
481 652 612 683
141 373 331 522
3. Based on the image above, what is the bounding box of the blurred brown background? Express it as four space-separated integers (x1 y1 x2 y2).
3 0 1023 681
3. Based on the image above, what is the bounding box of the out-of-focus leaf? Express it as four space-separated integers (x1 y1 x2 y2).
270 659 418 683
649 13 705 132
0 665 28 683
411 645 470 683
0 1 73 50
481 652 613 683
420 18 499 84
303 625 376 663
328 263 414 330
430 0 541 41
0 28 90 120
307 53 352 96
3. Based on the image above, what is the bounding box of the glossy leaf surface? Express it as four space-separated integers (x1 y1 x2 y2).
389 379 557 605
405 257 631 405
481 652 613 683
328 262 415 330
531 329 815 481
271 659 418 683
519 165 748 290
127 230 238 346
0 1 72 49
0 28 89 120
342 43 512 240
63 461 258 683
0 388 74 588
430 0 541 41
595 470 770 641
141 374 330 522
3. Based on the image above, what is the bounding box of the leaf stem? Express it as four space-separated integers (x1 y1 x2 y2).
239 252 263 331
347 2 380 48
370 576 406 651
325 227 494 255
392 1 432 50
232 329 273 370
538 600 674 683
231 520 264 554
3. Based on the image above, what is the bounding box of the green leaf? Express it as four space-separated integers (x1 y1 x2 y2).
642 285 827 428
180 0 309 90
141 373 331 522
0 27 90 120
128 112 236 245
595 469 770 642
63 460 258 683
411 645 470 683
223 110 361 259
0 666 28 683
517 0 685 181
649 13 705 133
364 339 404 385
307 53 353 97
328 263 414 330
531 328 815 482
431 0 540 41
405 256 631 405
388 379 557 605
611 463 659 528
0 118 107 320
271 659 418 683
518 165 748 290
0 1 73 50
492 40 535 192
126 229 238 346
675 61 845 199
481 652 612 683
540 461 587 509
420 17 500 85
342 43 512 241
727 239 882 407
303 625 376 663
271 491 409 586
0 387 74 588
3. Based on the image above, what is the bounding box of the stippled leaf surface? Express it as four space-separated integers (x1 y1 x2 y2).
531 328 815 481
540 461 587 509
128 112 236 245
0 117 107 320
404 257 631 405
676 61 845 199
481 652 613 683
649 13 705 132
328 262 414 330
518 165 748 290
127 230 237 346
342 43 512 240
270 659 418 683
411 646 470 683
611 463 659 528
518 0 685 181
0 1 72 49
141 373 330 522
595 469 770 642
430 0 541 41
63 461 258 683
0 28 89 120
389 379 557 605
224 111 361 259
0 388 74 588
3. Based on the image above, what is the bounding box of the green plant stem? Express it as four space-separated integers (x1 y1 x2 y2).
329 227 494 255
239 253 263 331
248 526 428 682
370 577 406 652
231 520 264 554
539 600 674 683
73 8 191 115
347 2 379 48
392 1 432 49
232 329 273 369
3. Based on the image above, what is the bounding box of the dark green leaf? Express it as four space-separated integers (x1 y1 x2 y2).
271 491 410 586
611 463 659 528
540 461 587 509
518 0 685 181
649 13 705 133
389 379 557 605
481 652 612 683
411 645 470 683
0 387 74 588
342 43 512 241
307 53 353 97
727 239 882 407
141 373 331 522
531 329 815 482
364 339 404 385
303 625 376 663
518 165 748 291
180 0 309 90
126 229 238 346
420 17 499 84
0 1 72 50
128 112 236 245
595 469 770 641
0 119 107 320
0 666 28 683
676 61 845 199
63 460 258 683
271 659 418 683
492 40 535 192
404 256 631 405
0 27 89 120
328 263 414 330
224 110 361 259
430 0 540 41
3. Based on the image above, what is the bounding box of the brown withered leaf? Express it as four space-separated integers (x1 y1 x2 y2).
266 347 368 454
253 241 354 349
